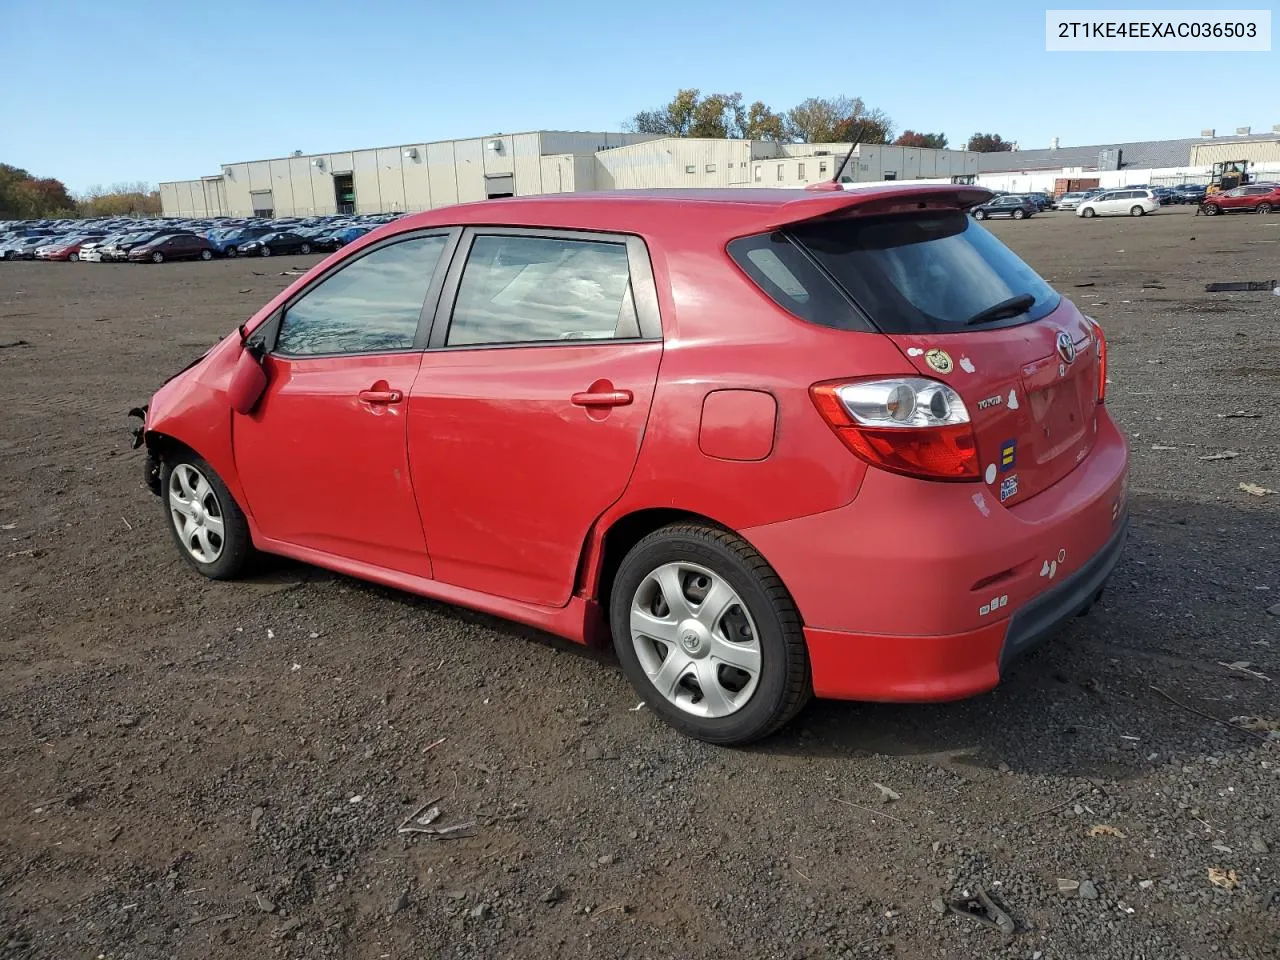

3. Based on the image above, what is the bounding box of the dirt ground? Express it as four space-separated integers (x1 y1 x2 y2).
2 207 1278 960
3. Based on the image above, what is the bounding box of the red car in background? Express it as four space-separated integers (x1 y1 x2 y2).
1201 183 1280 215
35 235 105 262
131 186 1129 744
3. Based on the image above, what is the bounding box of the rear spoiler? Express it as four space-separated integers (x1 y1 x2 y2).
766 184 995 230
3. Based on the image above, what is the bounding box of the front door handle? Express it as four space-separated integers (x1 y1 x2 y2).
358 389 403 404
571 389 633 407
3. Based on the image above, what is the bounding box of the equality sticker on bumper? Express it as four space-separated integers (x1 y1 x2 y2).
1000 439 1017 472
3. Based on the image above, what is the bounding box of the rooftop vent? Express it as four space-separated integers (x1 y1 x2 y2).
1236 126 1252 136
1050 136 1060 149
1200 128 1216 137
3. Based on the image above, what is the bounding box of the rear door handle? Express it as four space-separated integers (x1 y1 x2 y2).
358 389 403 404
571 389 633 407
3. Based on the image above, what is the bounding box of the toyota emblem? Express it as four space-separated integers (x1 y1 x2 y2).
1056 331 1076 364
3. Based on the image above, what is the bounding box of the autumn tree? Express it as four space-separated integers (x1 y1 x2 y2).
742 101 787 141
629 91 893 144
78 182 162 217
629 89 747 138
0 164 76 218
966 132 1014 152
894 130 949 149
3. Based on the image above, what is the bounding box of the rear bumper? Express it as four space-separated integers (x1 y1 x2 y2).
803 514 1127 701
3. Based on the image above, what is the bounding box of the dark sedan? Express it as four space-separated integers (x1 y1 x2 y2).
237 231 315 257
127 233 216 263
970 195 1037 220
1172 184 1207 204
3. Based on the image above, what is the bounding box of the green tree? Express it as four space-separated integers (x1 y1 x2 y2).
742 101 787 141
0 164 76 218
966 132 1014 152
786 96 893 144
894 130 949 149
629 89 748 138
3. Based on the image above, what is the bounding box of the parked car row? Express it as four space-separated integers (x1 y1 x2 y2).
0 213 400 263
975 180 1275 221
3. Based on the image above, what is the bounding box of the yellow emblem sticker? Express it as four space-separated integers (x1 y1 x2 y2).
925 349 954 375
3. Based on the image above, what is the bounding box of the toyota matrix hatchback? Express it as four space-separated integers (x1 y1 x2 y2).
130 186 1129 744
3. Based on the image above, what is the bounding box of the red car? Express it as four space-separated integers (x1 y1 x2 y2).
35 235 105 262
1201 183 1280 215
131 186 1129 743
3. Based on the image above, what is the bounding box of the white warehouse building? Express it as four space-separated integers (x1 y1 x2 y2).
159 130 982 218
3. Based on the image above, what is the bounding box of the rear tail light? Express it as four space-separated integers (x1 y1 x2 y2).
1086 316 1108 403
810 377 979 481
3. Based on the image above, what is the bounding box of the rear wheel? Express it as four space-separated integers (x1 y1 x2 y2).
609 524 810 744
1130 205 1145 217
225 246 238 257
160 455 253 580
1012 208 1025 220
1081 207 1096 218
199 248 212 260
1257 202 1273 215
151 251 164 263
300 242 312 254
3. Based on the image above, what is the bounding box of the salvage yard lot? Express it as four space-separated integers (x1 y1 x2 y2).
1 207 1278 960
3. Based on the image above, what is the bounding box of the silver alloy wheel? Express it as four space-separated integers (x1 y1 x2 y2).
629 561 762 718
168 463 225 564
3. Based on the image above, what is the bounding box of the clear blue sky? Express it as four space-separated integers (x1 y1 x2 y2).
3 0 1273 192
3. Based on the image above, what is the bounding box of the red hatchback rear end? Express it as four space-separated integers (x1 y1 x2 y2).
134 185 1127 744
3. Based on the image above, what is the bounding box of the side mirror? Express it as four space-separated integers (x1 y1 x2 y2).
228 342 268 415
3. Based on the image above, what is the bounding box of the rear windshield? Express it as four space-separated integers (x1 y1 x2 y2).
788 212 1059 334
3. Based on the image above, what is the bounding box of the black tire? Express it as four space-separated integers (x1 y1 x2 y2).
1129 205 1145 217
226 246 238 257
609 523 811 744
1257 203 1272 215
1011 208 1025 220
151 251 164 263
261 246 272 258
159 452 253 580
69 252 80 262
1201 203 1219 216
200 248 213 260
299 242 311 255
973 209 987 220
1081 207 1096 218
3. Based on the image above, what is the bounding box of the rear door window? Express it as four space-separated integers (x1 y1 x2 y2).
787 211 1060 334
445 235 639 346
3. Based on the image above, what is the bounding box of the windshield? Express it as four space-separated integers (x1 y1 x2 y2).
789 211 1060 334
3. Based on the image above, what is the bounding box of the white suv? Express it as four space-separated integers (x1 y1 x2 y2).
1077 189 1159 218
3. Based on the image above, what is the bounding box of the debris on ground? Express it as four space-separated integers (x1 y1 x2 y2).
1057 879 1080 895
1204 280 1275 292
1230 715 1280 732
1088 825 1126 838
1217 660 1271 681
0 340 30 350
1208 868 1239 890
541 885 564 905
872 781 901 802
1218 410 1263 419
1239 483 1276 496
1268 604 1280 617
946 885 1016 935
1198 451 1239 461
254 893 276 913
1078 880 1100 900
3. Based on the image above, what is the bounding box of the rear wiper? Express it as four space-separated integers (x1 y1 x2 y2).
964 293 1036 327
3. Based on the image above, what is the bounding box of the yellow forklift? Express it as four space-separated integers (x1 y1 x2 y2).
1206 161 1250 194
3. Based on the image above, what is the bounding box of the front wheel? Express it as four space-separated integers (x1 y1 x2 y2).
151 251 164 263
225 246 238 257
200 248 213 260
260 246 272 257
1012 208 1025 220
973 209 987 220
299 242 311 254
160 454 253 580
1257 203 1273 215
1081 207 1096 218
609 524 811 744
1130 205 1146 217
69 252 80 262
1201 203 1220 216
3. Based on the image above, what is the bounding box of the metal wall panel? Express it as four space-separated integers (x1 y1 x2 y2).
376 147 407 212
159 182 179 216
512 133 543 196
453 138 485 203
480 136 515 176
1190 140 1280 164
573 155 597 192
351 150 382 213
247 162 272 192
540 155 575 193
287 158 315 215
307 156 339 215
222 164 253 215
401 145 432 210
426 141 459 208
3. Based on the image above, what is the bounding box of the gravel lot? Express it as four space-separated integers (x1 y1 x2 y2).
1 207 1278 960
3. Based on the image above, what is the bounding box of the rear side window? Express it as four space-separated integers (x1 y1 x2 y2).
727 232 866 331
276 235 447 356
790 211 1060 334
446 235 639 346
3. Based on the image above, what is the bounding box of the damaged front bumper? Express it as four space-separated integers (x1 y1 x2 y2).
128 405 161 495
